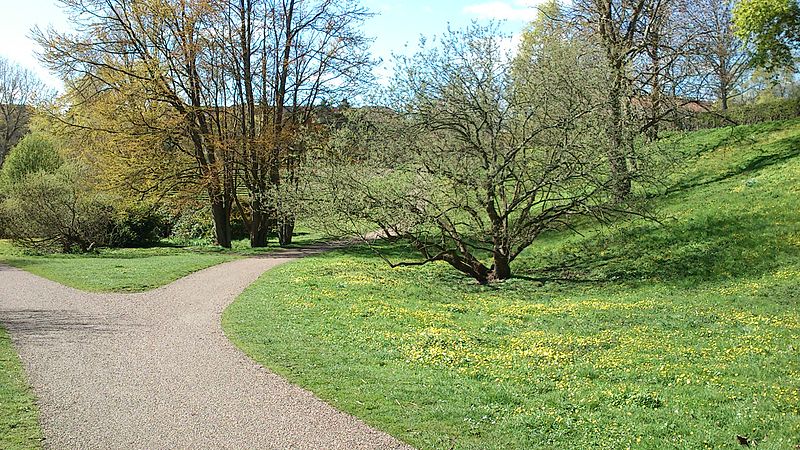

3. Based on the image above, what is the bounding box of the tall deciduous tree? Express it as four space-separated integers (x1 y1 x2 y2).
680 0 751 109
36 0 237 247
36 0 373 248
222 0 373 247
571 0 673 201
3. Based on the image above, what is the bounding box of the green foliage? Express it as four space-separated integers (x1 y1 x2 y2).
0 132 62 188
0 163 112 252
511 0 563 83
733 0 800 69
170 208 216 245
0 326 42 449
108 204 171 248
224 118 800 449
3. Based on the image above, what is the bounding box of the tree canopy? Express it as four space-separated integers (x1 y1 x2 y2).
734 0 800 69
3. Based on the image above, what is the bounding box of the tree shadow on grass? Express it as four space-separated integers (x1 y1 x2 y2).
516 210 799 287
308 206 799 289
327 240 419 261
666 135 800 195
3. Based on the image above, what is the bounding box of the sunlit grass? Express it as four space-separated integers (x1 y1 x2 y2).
224 119 800 449
0 327 42 449
0 242 238 292
0 224 333 292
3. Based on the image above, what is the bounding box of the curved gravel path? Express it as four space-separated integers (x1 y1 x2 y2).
0 246 410 449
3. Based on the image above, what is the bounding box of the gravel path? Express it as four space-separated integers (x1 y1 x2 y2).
0 246 410 449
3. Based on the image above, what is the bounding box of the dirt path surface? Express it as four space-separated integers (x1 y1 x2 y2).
0 246 409 449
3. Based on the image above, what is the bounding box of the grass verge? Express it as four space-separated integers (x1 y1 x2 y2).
0 224 335 293
0 327 42 449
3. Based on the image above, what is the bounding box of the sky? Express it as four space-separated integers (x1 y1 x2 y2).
0 0 541 90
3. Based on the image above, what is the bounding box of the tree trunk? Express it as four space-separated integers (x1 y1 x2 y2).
608 67 632 203
720 71 730 110
278 216 294 247
211 201 232 248
249 207 270 247
489 250 512 282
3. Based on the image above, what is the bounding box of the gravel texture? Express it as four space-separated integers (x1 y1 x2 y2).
0 246 410 449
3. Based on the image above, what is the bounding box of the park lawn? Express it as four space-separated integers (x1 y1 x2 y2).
0 242 239 293
223 119 800 449
0 224 332 293
0 327 42 449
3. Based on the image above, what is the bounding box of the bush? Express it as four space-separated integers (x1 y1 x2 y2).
107 205 171 248
0 164 112 253
0 133 62 187
170 207 215 244
679 97 800 130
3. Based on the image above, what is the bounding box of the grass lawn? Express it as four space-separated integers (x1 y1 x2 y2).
0 242 240 292
0 328 42 449
0 224 330 293
223 119 800 449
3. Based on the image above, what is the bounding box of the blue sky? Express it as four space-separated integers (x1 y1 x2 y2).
0 0 540 89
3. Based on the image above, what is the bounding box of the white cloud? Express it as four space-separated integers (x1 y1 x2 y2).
463 1 541 22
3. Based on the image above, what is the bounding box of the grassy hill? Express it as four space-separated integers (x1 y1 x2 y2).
224 119 800 449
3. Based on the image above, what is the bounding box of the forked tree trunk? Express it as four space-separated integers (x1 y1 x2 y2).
489 250 512 282
249 208 270 247
249 195 271 247
436 251 493 285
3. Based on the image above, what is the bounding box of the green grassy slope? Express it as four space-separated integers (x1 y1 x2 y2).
224 119 800 449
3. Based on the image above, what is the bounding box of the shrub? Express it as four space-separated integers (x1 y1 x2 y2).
0 133 62 187
0 163 112 253
107 205 171 248
170 207 215 244
679 97 800 130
